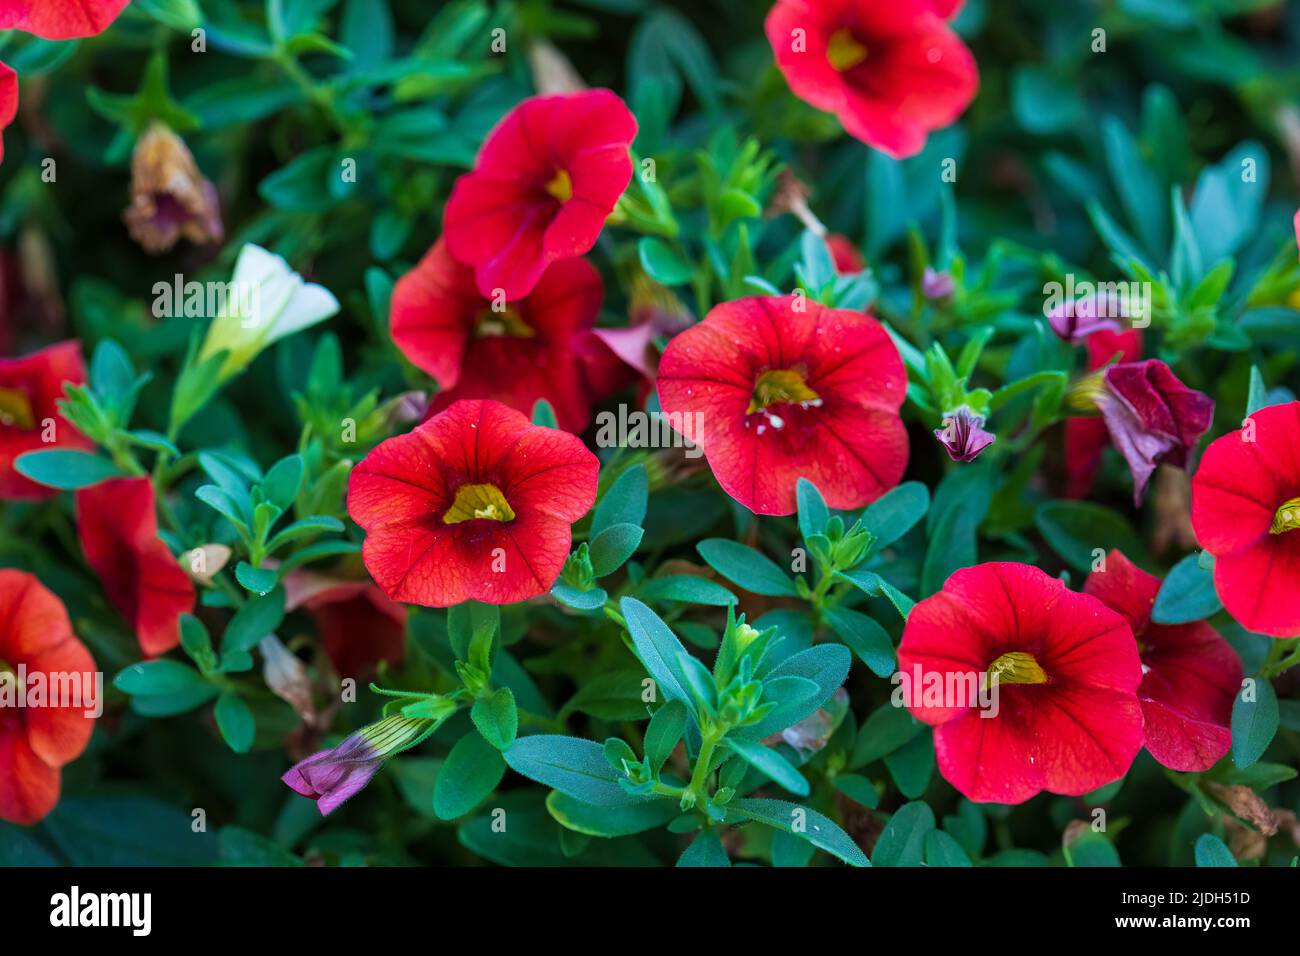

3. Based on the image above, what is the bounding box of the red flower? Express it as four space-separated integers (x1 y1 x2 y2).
76 477 196 657
0 0 130 39
825 233 865 274
1084 550 1240 772
348 399 599 607
1064 328 1142 499
443 90 637 301
656 295 907 516
897 562 1143 804
1191 401 1300 637
0 341 92 500
284 568 406 681
764 0 978 159
0 569 96 825
391 238 621 432
0 59 15 166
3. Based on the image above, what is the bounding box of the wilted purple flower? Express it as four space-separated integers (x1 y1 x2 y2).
1071 359 1214 504
283 714 429 814
934 406 996 462
921 267 955 301
1047 291 1126 343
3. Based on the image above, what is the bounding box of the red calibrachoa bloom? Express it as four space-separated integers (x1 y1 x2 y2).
284 568 406 682
0 60 15 165
0 569 96 825
764 0 978 159
1191 401 1300 637
442 89 637 301
77 477 196 657
825 233 865 274
896 562 1143 804
1065 328 1142 498
656 295 907 516
348 399 599 606
0 341 92 500
0 0 130 39
1084 550 1240 772
390 238 619 432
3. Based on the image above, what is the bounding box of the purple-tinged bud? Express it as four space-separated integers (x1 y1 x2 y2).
934 406 996 462
922 267 955 301
282 714 430 815
1047 291 1126 343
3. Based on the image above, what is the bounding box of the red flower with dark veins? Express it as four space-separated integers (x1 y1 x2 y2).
0 60 16 166
0 341 92 500
657 295 907 516
765 0 978 159
76 477 196 657
284 568 407 682
0 0 130 39
1084 550 1240 772
0 569 97 825
348 399 599 607
897 562 1143 804
391 238 620 432
442 90 637 300
1191 401 1300 637
1065 328 1142 499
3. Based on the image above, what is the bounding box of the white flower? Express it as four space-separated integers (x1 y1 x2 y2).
200 244 339 378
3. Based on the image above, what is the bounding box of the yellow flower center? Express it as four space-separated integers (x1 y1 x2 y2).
984 651 1048 690
826 28 869 71
476 305 535 339
0 386 35 430
443 483 516 525
1271 496 1300 535
748 368 820 415
544 169 573 203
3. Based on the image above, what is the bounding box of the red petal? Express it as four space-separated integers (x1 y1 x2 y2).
0 0 129 39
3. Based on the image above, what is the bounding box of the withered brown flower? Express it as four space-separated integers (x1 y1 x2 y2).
123 123 223 254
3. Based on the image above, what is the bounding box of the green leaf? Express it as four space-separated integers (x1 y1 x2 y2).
638 237 694 285
620 597 695 710
546 791 677 838
924 829 973 867
114 659 206 696
871 801 935 866
1246 366 1268 418
727 797 869 867
560 671 649 722
644 699 688 773
504 735 645 807
726 739 809 796
434 731 507 820
471 688 518 750
214 693 255 753
223 587 286 653
588 522 644 577
1064 830 1121 867
550 581 608 610
861 481 929 550
884 733 934 799
850 702 925 768
796 478 829 539
736 645 850 741
836 568 915 620
1231 679 1278 770
1152 553 1223 624
677 829 731 867
531 398 558 429
13 450 126 490
638 575 737 607
591 464 648 537
1035 501 1146 572
824 606 895 678
832 773 879 809
265 515 345 553
1194 833 1237 867
261 455 304 509
696 539 797 596
235 561 278 596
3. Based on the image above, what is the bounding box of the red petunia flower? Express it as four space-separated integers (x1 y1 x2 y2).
656 295 907 516
0 569 96 825
391 238 621 432
764 0 978 159
0 0 130 39
1084 550 1240 771
897 562 1143 804
1064 328 1142 499
442 90 637 301
1191 401 1300 637
0 59 16 166
348 399 599 607
77 477 196 657
284 568 406 682
0 341 92 500
825 233 865 274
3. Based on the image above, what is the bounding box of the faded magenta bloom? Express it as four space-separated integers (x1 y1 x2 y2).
283 715 431 815
1047 292 1127 344
934 406 994 462
921 267 955 301
1070 359 1213 504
